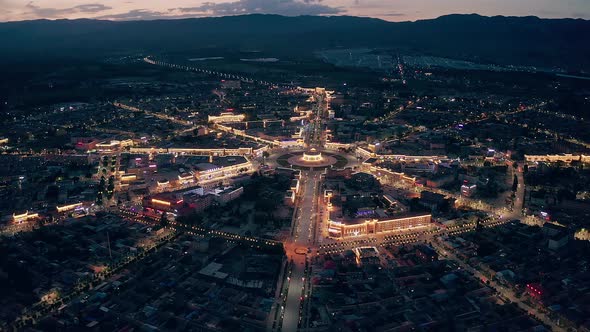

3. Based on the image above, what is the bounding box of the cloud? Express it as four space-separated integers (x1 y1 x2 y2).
95 9 175 20
571 11 590 19
95 9 208 21
25 2 111 18
381 13 405 17
177 0 344 16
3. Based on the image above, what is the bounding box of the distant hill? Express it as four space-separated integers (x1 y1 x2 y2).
1 14 589 71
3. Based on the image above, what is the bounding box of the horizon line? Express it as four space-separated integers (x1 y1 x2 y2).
1 13 589 24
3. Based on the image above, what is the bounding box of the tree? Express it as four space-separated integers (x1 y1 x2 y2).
512 175 518 192
45 185 59 201
262 150 270 165
176 212 203 225
160 212 168 227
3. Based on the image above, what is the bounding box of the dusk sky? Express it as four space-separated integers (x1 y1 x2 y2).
1 0 589 22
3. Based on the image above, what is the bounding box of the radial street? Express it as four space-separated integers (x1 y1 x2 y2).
281 171 320 332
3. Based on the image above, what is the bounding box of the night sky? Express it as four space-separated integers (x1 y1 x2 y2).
1 0 589 22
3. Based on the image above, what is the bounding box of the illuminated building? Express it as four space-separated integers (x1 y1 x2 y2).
56 202 83 213
525 154 590 163
170 147 254 156
129 147 255 157
290 179 300 194
370 166 416 187
356 147 447 162
208 112 246 124
526 283 546 302
213 186 244 205
402 161 437 173
368 142 382 153
157 179 170 190
12 211 39 223
96 140 120 152
461 183 477 197
95 139 134 152
325 142 352 151
178 173 195 185
143 193 185 213
214 123 276 146
328 213 432 238
279 139 303 148
285 190 295 205
73 138 98 151
194 156 254 188
120 174 137 182
0 137 8 145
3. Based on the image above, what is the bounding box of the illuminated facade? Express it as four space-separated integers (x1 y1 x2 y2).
178 173 195 185
195 158 254 188
214 124 277 146
370 166 416 187
525 154 590 163
461 184 477 197
96 139 134 152
208 112 246 123
356 147 447 162
120 174 137 182
56 202 83 213
325 142 352 151
129 147 254 156
328 213 432 239
12 211 39 223
143 194 184 213
279 139 304 148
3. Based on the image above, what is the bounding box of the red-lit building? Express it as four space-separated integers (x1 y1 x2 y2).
143 193 185 214
526 283 547 302
461 181 477 197
73 138 98 151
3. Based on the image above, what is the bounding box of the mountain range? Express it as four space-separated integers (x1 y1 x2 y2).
1 14 589 71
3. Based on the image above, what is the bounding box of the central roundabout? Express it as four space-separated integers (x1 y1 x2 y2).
273 148 351 170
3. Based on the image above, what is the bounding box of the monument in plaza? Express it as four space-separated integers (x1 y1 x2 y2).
302 148 323 162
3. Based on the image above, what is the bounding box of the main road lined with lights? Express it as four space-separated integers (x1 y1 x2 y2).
280 88 328 332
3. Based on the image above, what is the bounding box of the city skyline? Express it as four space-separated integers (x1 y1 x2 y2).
1 0 589 22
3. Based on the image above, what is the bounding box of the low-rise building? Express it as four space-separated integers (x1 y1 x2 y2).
208 111 246 123
328 213 432 238
213 186 244 205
